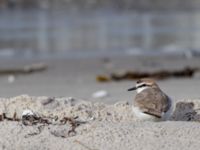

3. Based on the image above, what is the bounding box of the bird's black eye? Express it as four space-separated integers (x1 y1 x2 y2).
136 80 142 84
137 84 146 88
137 83 150 88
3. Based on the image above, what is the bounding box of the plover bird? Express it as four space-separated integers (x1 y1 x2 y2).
128 78 172 121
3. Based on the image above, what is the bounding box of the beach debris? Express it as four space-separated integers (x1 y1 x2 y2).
96 75 110 82
0 114 4 121
22 113 83 137
7 75 15 83
50 116 85 138
20 110 86 137
96 67 200 82
13 112 18 121
0 62 47 76
92 90 108 98
0 112 20 122
60 117 79 136
22 109 50 126
0 102 91 138
24 63 47 72
22 109 35 117
22 109 39 125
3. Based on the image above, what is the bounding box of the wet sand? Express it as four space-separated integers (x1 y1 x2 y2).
0 55 199 103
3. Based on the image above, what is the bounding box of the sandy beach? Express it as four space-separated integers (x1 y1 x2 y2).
0 95 200 150
0 55 200 149
1 0 200 148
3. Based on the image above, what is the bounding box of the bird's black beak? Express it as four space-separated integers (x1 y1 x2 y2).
127 86 137 91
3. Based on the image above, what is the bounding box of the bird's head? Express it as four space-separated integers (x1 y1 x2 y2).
127 78 158 93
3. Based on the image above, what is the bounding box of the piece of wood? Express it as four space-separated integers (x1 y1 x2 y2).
0 63 47 76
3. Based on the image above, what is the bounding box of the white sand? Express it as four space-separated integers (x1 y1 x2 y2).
0 95 200 150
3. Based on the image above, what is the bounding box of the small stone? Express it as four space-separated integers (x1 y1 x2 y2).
8 75 15 83
22 109 35 117
40 97 55 105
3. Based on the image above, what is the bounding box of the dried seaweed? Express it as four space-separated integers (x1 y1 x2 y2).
60 117 80 135
22 115 50 126
0 113 20 122
0 114 4 121
96 76 110 82
0 112 84 138
96 67 199 82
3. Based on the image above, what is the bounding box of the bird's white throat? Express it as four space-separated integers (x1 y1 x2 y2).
136 86 149 93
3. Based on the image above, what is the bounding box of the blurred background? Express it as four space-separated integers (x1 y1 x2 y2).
1 0 200 58
0 0 200 103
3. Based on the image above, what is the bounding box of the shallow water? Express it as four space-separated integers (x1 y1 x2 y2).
0 9 200 58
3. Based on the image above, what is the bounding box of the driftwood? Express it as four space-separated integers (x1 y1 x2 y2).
0 63 47 76
96 67 199 82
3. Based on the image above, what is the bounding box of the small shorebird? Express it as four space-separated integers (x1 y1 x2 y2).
128 78 172 121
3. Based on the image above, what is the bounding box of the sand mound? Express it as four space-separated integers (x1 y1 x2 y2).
1 95 135 122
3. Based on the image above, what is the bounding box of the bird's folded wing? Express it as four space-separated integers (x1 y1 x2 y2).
134 88 170 118
141 108 162 118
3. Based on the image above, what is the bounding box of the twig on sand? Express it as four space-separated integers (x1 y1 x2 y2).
74 140 98 150
0 113 21 122
0 114 4 121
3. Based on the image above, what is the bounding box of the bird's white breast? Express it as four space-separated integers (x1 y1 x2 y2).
132 106 160 121
132 98 173 121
